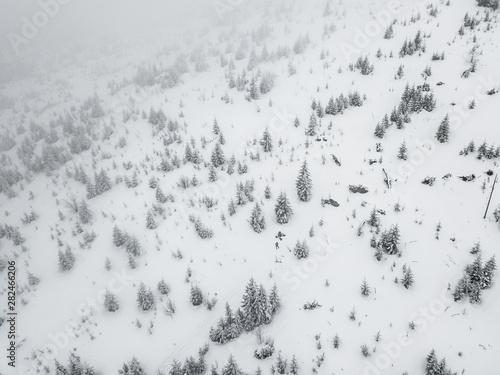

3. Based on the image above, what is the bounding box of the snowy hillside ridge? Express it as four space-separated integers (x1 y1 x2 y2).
0 0 500 374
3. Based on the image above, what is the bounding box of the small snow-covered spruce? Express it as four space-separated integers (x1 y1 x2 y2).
125 235 141 256
268 284 281 316
333 334 340 348
361 344 371 357
470 241 481 255
296 160 312 202
221 354 244 375
208 164 217 182
169 359 183 375
305 113 317 136
119 357 145 375
264 185 271 199
213 118 220 135
398 141 408 160
293 116 300 127
211 142 225 168
293 239 309 259
249 202 266 233
78 200 92 224
146 210 157 230
289 355 299 374
249 74 259 100
137 282 155 311
58 246 75 271
275 353 287 374
128 254 137 269
367 207 380 231
401 264 414 289
228 199 236 216
374 123 385 138
483 256 497 289
360 278 371 297
158 279 171 295
104 290 119 312
27 272 40 286
190 284 204 306
260 127 273 152
254 338 274 359
435 115 450 143
384 24 394 39
275 191 293 224
156 186 167 203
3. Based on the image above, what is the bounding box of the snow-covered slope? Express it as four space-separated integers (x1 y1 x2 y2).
1 0 500 374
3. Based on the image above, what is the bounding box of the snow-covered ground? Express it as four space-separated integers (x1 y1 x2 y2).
1 0 500 374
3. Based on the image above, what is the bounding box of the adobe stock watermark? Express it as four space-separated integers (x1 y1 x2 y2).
340 0 401 62
281 235 339 292
392 73 500 181
16 269 135 375
364 282 452 375
7 0 73 55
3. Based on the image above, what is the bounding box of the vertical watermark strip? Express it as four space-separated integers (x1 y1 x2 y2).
6 260 17 369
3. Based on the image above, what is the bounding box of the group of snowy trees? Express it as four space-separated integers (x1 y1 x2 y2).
148 106 167 130
460 140 500 159
250 161 311 230
354 56 374 75
399 29 425 57
113 226 142 267
310 91 364 119
0 224 25 246
118 357 147 375
477 0 499 9
453 254 496 304
209 279 280 344
189 215 214 239
368 210 402 260
55 352 96 375
375 83 436 138
86 169 112 199
58 245 76 271
377 225 401 255
228 69 276 100
425 350 456 375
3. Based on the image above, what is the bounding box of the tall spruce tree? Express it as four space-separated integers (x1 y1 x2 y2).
211 142 225 168
249 202 266 233
275 191 293 224
260 128 273 152
305 113 317 136
436 115 450 143
296 160 312 202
